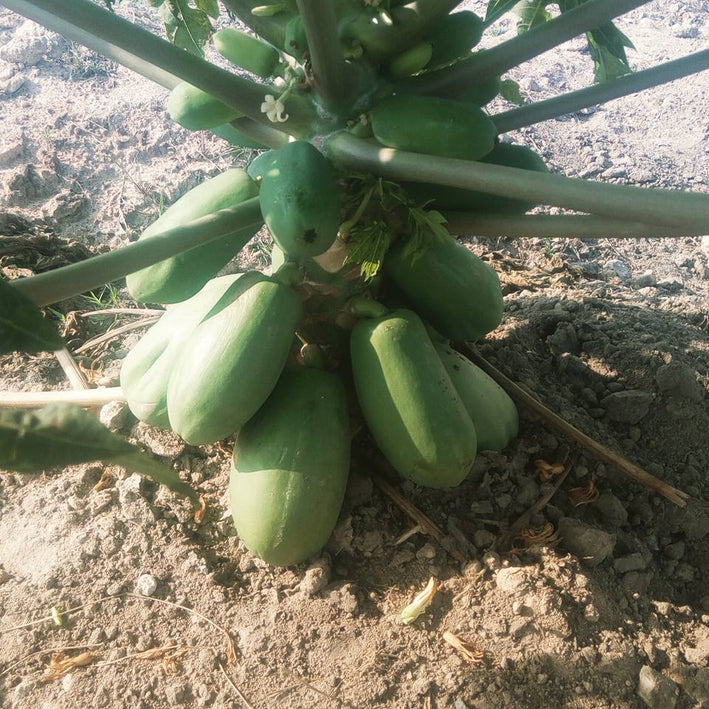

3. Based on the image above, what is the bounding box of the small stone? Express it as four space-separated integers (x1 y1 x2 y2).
684 628 709 664
655 361 703 402
679 502 709 541
0 20 51 66
603 259 632 280
298 557 331 596
601 390 654 424
99 400 131 433
614 553 646 574
416 543 437 560
632 271 657 288
558 517 615 567
136 573 158 596
495 567 531 595
663 541 685 560
637 665 678 708
473 529 496 549
595 492 628 527
622 571 652 595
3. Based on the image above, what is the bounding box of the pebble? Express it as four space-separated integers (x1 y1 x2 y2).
679 502 709 541
99 400 131 433
298 557 331 596
416 543 437 560
558 517 615 567
601 390 654 424
663 541 685 560
495 567 531 594
473 529 496 549
0 20 52 66
637 666 678 708
603 259 632 280
614 553 646 574
655 361 703 402
594 492 628 527
135 573 158 596
632 271 657 288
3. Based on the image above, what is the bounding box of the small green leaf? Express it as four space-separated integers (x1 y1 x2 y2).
513 0 552 33
195 0 219 20
499 78 525 105
484 0 521 26
0 278 64 355
157 0 213 56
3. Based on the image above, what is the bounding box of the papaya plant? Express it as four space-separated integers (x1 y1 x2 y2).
1 0 708 566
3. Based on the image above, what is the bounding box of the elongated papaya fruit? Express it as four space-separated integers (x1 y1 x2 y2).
213 28 281 78
120 274 250 429
351 308 477 488
425 10 484 69
166 82 241 130
259 141 341 258
370 94 497 161
126 169 261 305
211 123 267 150
166 274 303 444
402 141 549 213
383 236 503 341
229 366 350 565
432 339 519 451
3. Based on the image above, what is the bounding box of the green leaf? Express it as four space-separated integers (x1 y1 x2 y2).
0 404 199 503
499 78 525 105
195 0 219 19
0 404 133 472
157 0 213 56
513 0 552 33
485 0 521 26
0 278 64 355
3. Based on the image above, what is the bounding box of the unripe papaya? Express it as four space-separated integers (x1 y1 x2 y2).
229 366 350 566
119 274 243 429
387 42 432 78
213 28 281 78
126 169 261 304
259 141 341 258
166 273 303 445
166 82 241 130
425 11 484 69
351 308 478 488
370 94 497 161
383 236 503 342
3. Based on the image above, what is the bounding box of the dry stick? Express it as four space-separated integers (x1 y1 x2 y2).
372 475 468 563
218 662 256 709
0 592 237 666
78 308 164 317
0 643 104 680
74 317 159 354
54 347 91 391
461 344 690 507
495 454 576 553
0 386 125 408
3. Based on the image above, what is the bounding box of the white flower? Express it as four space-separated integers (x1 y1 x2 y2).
260 94 289 123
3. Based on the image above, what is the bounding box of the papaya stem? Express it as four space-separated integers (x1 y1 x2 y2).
296 0 352 111
221 0 292 48
10 200 264 307
326 133 709 232
493 50 709 134
2 0 318 139
399 0 651 97
443 214 707 240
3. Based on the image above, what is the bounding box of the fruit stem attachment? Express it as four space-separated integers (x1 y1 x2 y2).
347 296 389 319
271 261 304 288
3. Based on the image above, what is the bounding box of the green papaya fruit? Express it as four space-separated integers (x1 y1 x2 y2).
119 274 244 428
213 28 281 78
211 123 268 150
166 273 303 444
425 11 484 69
350 308 477 488
229 366 350 565
383 236 503 341
126 169 261 305
166 82 241 130
259 141 341 258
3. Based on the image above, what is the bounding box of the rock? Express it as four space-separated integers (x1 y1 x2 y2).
495 567 531 595
663 541 685 560
622 571 652 595
42 189 87 220
0 20 52 66
637 666 678 708
603 259 632 280
632 271 657 288
558 517 615 567
99 400 131 433
683 628 709 665
594 492 628 527
135 573 158 597
547 322 579 355
298 557 331 596
679 502 709 541
655 361 703 402
601 390 654 424
416 543 437 560
0 73 25 95
614 553 646 574
473 529 496 549
133 422 186 459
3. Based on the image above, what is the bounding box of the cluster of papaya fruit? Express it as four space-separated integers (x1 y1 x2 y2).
119 10 550 565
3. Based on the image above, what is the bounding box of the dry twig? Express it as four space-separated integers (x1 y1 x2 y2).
462 344 689 507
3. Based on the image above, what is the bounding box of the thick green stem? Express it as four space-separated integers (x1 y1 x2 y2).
296 0 352 111
494 50 709 133
2 0 318 137
11 200 263 307
326 133 709 232
400 0 651 97
220 0 292 48
444 214 708 239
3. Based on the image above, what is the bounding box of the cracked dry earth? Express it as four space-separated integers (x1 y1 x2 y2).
1 1 709 708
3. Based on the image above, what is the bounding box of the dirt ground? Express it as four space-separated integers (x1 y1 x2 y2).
1 1 708 707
